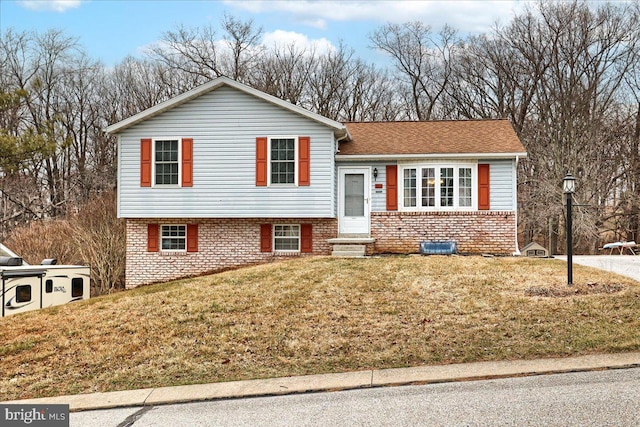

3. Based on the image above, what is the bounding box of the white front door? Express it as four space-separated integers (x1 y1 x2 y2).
338 167 370 235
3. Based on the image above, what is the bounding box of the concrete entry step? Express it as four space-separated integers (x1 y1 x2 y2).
331 244 366 257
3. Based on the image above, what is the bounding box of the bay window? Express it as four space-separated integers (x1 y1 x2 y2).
401 164 476 210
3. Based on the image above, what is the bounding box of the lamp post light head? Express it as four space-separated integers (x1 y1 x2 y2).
563 173 576 194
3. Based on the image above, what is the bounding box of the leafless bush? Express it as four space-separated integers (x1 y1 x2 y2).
4 219 79 265
4 191 125 295
69 193 125 295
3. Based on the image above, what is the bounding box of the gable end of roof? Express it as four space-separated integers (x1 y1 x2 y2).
105 76 349 138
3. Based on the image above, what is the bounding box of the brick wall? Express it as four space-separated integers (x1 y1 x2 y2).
370 211 516 255
126 212 517 287
125 218 337 288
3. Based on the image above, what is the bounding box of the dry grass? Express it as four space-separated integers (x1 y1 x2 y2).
1 255 639 401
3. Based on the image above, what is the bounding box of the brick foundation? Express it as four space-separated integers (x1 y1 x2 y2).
125 218 337 288
370 211 516 255
125 211 517 287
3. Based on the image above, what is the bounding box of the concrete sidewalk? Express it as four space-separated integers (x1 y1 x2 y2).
4 352 640 412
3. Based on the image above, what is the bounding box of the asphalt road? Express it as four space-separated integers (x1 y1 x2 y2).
71 368 640 427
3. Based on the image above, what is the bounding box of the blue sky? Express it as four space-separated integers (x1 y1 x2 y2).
0 0 526 67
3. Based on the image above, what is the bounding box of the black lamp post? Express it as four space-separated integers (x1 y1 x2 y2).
563 173 576 286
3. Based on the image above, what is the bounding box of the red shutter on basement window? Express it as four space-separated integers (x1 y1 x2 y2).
147 224 159 252
478 164 490 210
182 138 193 187
386 165 398 211
298 136 310 186
260 224 272 252
256 137 268 186
300 224 313 253
187 224 198 252
140 139 152 187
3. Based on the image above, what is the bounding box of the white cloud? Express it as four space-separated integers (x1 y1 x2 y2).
261 30 335 54
225 0 526 33
18 0 82 12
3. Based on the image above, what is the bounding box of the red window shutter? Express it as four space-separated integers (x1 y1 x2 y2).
478 164 490 210
298 136 310 186
187 223 198 252
301 224 313 253
260 224 272 252
147 224 159 252
140 139 152 187
182 138 193 187
386 165 398 211
256 137 268 186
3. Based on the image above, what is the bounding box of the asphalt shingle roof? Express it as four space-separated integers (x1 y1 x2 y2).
340 119 526 156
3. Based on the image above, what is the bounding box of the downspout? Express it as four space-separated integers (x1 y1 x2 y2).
333 130 351 222
335 132 350 154
513 155 521 256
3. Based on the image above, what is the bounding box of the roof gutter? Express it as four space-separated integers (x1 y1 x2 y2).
335 152 528 161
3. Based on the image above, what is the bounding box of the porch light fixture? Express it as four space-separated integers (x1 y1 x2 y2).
563 173 576 286
373 168 378 181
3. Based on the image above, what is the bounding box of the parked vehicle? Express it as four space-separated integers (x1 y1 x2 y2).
0 243 90 317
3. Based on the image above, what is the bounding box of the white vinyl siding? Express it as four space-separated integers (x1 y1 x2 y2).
337 159 517 213
118 86 336 218
488 159 516 210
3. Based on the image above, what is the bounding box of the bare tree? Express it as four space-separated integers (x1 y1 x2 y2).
149 24 222 85
369 23 457 120
221 14 264 81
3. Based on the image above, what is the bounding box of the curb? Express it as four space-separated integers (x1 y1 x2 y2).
4 352 640 412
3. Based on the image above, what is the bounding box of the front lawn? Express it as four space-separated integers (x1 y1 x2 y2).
1 256 639 401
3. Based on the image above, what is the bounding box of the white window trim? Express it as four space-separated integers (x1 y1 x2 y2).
399 161 478 212
152 137 182 188
273 224 301 253
267 136 298 187
160 224 187 252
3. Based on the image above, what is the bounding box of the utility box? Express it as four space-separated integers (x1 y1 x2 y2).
420 240 458 255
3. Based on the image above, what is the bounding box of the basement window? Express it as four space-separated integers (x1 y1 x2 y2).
274 225 300 252
161 225 186 251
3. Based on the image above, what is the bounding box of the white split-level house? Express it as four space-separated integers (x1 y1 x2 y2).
106 77 527 288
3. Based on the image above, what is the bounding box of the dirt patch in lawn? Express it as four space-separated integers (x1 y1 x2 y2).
525 282 626 297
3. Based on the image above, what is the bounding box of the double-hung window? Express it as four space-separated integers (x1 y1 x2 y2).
401 164 476 210
155 139 179 185
141 138 192 188
273 225 300 252
161 225 186 251
270 137 296 185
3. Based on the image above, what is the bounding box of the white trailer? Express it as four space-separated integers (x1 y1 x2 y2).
0 244 90 317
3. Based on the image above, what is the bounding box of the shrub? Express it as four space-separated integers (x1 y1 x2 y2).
4 191 125 295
